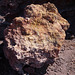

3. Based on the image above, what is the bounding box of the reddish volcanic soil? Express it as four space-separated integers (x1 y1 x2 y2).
45 39 75 75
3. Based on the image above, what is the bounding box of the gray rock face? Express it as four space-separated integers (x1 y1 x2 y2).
4 2 70 74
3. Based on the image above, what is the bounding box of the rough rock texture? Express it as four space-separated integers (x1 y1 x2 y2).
24 2 70 31
4 2 70 74
37 39 75 75
0 0 74 23
0 39 75 75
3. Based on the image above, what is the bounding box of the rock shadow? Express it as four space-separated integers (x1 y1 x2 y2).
23 57 55 75
60 9 75 40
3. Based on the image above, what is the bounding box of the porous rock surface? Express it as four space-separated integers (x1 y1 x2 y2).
4 2 70 73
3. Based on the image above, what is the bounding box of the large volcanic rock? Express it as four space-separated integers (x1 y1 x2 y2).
4 2 69 74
